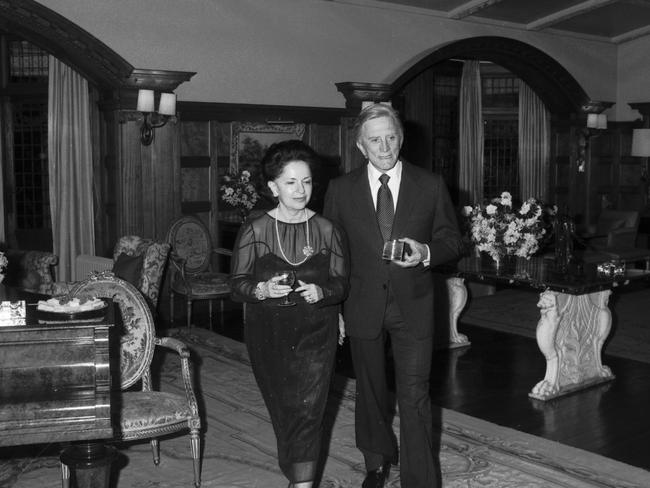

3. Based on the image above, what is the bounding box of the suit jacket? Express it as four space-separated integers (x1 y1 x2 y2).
323 161 462 339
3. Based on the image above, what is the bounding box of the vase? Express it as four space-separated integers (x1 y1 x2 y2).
482 251 506 271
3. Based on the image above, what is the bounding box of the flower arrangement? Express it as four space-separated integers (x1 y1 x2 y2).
462 191 554 263
220 169 259 215
0 251 7 283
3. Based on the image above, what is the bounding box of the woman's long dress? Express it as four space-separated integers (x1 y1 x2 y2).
230 212 348 483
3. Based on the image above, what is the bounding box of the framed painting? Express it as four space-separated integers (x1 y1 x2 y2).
230 122 306 175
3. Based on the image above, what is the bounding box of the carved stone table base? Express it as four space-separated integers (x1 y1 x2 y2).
445 277 471 349
445 279 615 401
529 289 614 401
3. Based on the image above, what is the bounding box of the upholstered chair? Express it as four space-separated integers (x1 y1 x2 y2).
55 236 171 314
584 210 640 250
2 249 58 295
111 235 171 311
60 273 202 488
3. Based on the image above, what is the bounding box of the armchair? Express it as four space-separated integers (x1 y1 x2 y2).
584 210 640 250
2 249 58 294
580 210 649 266
166 216 231 329
61 236 170 313
61 272 202 487
111 235 171 311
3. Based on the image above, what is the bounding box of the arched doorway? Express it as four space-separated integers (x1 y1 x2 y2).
390 36 592 215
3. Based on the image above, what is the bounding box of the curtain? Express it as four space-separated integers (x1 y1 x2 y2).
0 113 4 245
518 82 550 201
48 56 95 282
458 60 484 206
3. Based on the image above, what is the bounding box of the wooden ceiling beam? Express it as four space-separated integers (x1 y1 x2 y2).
526 0 617 31
448 0 505 20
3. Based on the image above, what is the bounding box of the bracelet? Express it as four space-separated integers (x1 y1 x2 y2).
254 282 266 301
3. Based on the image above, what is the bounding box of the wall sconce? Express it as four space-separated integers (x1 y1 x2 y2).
577 113 608 173
136 89 176 146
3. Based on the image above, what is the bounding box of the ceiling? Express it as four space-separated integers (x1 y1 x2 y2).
340 0 650 44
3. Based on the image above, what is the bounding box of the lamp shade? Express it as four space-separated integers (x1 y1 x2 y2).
631 128 650 157
136 89 155 112
587 113 599 128
158 93 176 116
586 113 607 129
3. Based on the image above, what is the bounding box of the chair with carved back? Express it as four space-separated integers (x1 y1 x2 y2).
60 273 202 487
166 216 231 329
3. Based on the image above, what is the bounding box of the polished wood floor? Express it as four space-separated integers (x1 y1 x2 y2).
196 303 650 474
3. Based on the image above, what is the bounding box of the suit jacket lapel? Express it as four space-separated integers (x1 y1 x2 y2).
350 167 384 242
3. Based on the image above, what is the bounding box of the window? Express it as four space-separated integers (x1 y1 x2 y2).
431 63 521 203
481 69 519 201
1 36 51 250
433 74 460 192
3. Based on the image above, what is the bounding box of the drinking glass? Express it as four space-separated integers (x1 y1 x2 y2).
274 270 296 306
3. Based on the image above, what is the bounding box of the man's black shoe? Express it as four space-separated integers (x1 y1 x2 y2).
361 461 391 488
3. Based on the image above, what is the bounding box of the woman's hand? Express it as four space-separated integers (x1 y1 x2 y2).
295 280 323 304
263 275 292 298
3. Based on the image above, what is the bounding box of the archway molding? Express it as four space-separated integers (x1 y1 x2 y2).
0 0 133 90
391 36 590 117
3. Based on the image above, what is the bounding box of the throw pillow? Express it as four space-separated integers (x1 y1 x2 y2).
112 253 143 288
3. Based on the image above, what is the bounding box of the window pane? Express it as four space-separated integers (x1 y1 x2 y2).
12 100 50 230
9 40 48 83
433 74 460 196
483 117 519 200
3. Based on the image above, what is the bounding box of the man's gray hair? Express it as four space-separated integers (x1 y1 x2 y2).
353 103 404 143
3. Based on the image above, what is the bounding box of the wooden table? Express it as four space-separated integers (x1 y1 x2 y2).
0 284 116 486
440 256 650 401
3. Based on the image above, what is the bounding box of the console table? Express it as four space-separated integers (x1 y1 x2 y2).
441 256 650 401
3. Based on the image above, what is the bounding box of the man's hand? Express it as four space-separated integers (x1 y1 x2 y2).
394 237 427 268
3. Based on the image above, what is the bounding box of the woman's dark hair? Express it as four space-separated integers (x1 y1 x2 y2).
261 139 320 182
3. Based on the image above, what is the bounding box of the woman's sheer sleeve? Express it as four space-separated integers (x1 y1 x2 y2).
318 222 349 307
230 222 263 303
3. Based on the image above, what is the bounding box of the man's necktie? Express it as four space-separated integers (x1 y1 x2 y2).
376 173 394 241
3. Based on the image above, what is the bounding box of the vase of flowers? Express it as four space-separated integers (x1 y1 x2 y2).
0 251 7 283
463 191 553 267
220 169 260 222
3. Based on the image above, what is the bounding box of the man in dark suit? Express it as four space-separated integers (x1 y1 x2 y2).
323 103 462 488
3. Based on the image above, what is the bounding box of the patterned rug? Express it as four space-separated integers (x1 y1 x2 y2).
459 285 650 364
2 327 650 488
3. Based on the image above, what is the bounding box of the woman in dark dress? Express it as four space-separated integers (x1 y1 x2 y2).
230 140 348 488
